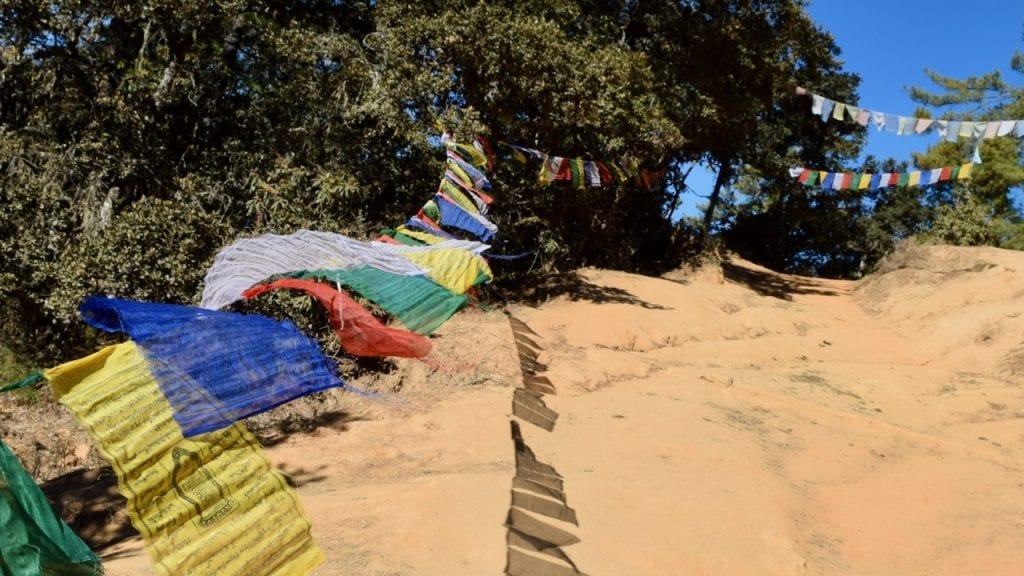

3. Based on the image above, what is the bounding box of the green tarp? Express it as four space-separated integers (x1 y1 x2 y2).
0 440 102 576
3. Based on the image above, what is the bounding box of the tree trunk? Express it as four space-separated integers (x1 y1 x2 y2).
665 164 694 219
701 161 732 240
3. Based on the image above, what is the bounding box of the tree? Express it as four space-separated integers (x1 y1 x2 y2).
624 0 863 243
908 61 1024 246
0 0 407 363
0 0 862 363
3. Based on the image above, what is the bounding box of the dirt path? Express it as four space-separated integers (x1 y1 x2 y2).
97 249 1024 575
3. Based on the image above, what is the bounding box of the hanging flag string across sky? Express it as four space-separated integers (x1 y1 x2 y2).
797 87 1024 141
673 0 1024 218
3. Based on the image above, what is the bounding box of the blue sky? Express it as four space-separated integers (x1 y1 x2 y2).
676 1 1024 219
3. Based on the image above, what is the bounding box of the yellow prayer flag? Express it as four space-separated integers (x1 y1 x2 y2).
832 102 846 121
44 342 324 576
396 226 445 245
857 174 871 190
439 179 480 214
449 142 487 167
400 248 493 294
446 160 473 189
958 163 973 179
908 171 920 186
537 156 555 186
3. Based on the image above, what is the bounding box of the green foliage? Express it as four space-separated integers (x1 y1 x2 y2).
924 189 1024 250
927 190 999 246
905 57 1024 235
0 346 32 386
0 0 865 363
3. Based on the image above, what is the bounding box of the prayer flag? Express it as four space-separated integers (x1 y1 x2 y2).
243 279 433 358
435 193 498 242
45 342 324 576
398 246 494 294
79 296 345 437
285 266 467 335
201 231 425 311
820 99 835 122
832 102 846 121
840 173 853 190
871 111 885 131
0 440 101 575
946 121 962 142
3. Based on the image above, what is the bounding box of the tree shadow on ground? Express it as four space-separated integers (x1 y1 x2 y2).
277 462 330 488
501 271 671 310
250 409 365 448
721 260 841 301
40 466 139 558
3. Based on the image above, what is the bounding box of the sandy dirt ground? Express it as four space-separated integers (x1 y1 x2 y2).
17 243 1024 575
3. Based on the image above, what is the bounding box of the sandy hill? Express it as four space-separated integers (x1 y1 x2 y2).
7 243 1024 575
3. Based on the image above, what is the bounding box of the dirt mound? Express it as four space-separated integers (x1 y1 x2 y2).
856 242 1024 375
8 245 1024 575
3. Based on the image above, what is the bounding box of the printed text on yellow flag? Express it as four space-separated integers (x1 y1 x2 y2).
45 341 323 576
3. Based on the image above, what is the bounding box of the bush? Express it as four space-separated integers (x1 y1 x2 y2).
927 191 997 247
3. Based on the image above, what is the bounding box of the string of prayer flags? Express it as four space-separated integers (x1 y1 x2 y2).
44 341 324 576
419 139 499 243
506 144 665 191
0 440 102 576
242 278 434 359
79 296 345 436
795 86 1024 140
433 193 498 242
788 164 972 191
405 214 459 241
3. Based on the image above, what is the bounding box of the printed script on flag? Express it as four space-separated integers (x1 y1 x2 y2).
45 341 323 576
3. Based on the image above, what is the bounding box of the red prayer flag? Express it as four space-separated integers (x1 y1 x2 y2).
555 158 572 181
244 279 433 359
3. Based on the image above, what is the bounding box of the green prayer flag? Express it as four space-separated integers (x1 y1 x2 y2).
0 440 102 575
1 372 44 394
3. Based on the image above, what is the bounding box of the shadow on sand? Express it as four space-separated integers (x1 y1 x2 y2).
251 409 366 448
510 271 670 310
41 466 139 558
721 260 841 301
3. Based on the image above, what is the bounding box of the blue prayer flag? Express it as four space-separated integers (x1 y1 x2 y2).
79 297 344 436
